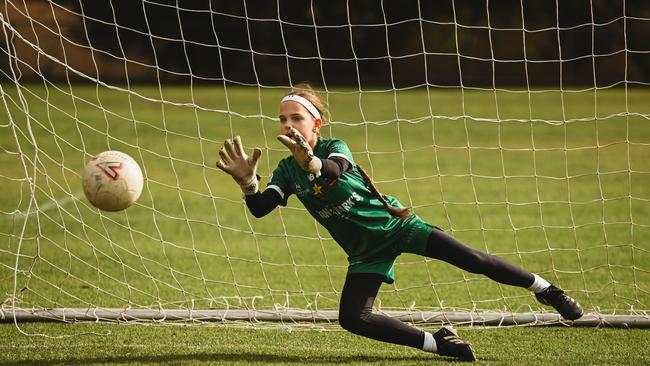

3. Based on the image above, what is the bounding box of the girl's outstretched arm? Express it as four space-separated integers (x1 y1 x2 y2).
244 156 349 218
321 156 351 181
245 189 283 218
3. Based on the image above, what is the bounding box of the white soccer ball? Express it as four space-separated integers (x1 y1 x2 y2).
82 150 144 211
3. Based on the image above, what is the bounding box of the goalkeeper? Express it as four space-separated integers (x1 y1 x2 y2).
216 85 583 362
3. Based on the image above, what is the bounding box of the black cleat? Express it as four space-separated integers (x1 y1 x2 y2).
535 285 584 320
433 326 476 362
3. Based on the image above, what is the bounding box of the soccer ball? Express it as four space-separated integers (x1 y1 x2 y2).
82 150 144 211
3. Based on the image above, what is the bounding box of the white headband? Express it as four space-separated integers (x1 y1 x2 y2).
281 94 321 120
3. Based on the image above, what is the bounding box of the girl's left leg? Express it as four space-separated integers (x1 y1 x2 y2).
424 228 583 320
425 228 535 287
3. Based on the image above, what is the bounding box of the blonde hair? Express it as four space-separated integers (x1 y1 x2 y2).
285 84 409 219
357 165 411 219
285 83 329 123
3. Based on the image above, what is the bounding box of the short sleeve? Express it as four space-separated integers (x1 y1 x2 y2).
266 162 292 206
323 139 355 166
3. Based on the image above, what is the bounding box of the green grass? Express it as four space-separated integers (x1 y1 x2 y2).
1 84 649 364
2 323 649 365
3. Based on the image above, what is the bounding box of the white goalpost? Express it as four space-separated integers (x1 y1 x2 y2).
1 0 649 329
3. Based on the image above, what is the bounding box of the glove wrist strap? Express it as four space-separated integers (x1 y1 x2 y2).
240 176 259 196
308 157 322 178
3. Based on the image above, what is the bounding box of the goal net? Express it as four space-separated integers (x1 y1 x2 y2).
1 0 649 328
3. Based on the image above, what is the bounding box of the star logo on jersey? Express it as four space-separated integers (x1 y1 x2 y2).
312 183 323 196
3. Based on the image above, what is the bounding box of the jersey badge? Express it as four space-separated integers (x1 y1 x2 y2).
312 183 323 196
294 183 310 197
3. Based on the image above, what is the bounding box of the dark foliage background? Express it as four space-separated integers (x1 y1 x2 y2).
3 0 650 87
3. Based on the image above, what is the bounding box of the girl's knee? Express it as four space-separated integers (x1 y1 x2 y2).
461 250 494 274
338 308 370 333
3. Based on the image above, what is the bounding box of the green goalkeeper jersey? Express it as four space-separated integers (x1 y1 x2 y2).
268 138 433 268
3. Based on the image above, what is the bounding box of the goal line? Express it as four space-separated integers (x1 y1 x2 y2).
2 308 649 328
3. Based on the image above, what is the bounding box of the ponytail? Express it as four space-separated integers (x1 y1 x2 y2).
356 165 411 219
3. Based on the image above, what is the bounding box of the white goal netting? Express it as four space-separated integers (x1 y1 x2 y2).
1 0 649 328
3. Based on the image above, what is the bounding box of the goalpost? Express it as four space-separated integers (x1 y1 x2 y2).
1 0 649 329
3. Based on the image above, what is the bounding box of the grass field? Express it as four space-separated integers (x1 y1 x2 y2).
2 323 650 365
1 84 649 364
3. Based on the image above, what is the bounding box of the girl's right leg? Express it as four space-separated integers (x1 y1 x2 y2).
338 272 423 348
339 272 476 361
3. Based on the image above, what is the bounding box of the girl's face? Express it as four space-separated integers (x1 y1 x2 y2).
279 100 322 149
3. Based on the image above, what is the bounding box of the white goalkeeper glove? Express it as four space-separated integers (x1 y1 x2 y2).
277 127 322 177
216 136 262 195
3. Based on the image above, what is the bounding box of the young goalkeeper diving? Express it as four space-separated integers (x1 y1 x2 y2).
216 85 583 362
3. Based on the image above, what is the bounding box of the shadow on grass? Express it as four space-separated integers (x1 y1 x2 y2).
0 350 471 366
